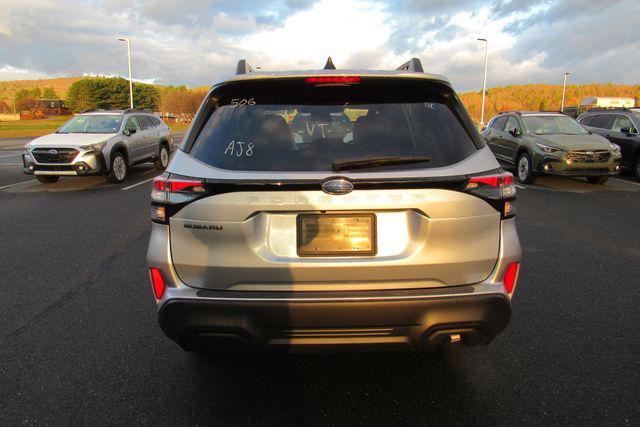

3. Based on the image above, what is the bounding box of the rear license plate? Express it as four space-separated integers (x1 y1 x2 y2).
297 214 376 256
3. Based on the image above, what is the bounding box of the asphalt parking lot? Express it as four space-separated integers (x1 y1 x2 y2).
1 136 639 425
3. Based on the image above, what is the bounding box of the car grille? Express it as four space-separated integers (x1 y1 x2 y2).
32 148 79 164
567 150 610 163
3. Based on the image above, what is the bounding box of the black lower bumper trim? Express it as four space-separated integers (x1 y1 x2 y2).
158 292 511 353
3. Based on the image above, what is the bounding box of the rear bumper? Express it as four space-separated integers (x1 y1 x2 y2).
148 216 521 353
158 288 511 352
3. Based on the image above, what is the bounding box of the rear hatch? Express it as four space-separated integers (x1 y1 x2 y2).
158 75 509 291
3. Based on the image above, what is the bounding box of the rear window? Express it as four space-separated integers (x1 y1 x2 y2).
188 78 479 172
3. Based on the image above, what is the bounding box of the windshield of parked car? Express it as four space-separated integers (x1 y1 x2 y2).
522 115 588 136
188 78 479 172
58 115 122 134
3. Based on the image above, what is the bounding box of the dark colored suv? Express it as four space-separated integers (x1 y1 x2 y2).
482 111 620 184
577 108 640 181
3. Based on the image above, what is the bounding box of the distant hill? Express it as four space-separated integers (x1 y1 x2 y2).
459 83 640 123
0 76 85 100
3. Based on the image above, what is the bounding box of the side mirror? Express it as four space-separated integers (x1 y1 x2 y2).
620 127 637 136
509 127 521 137
124 128 136 136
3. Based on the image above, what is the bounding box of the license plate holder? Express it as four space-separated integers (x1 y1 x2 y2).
297 213 376 257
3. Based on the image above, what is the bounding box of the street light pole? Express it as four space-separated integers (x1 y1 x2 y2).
478 38 489 124
118 37 134 109
561 72 570 112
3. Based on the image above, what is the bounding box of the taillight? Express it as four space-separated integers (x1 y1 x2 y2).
151 173 208 224
503 262 520 294
464 171 516 219
150 268 166 299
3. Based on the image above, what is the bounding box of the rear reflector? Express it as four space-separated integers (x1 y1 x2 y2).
503 262 520 294
306 76 361 84
150 268 166 300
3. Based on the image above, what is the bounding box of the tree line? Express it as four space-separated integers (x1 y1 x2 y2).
66 77 208 117
4 78 639 121
460 83 640 122
1 77 209 117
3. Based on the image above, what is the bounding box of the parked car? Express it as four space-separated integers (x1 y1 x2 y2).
577 108 640 181
482 111 621 184
23 109 173 184
146 58 522 354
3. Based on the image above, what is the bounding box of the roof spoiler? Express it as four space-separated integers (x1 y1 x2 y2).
396 58 424 73
235 57 425 74
236 59 255 75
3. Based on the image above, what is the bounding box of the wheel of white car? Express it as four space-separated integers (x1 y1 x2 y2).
154 144 170 171
106 152 128 184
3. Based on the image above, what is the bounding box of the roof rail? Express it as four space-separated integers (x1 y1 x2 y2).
323 57 336 70
236 59 254 75
396 58 424 73
80 108 104 113
498 111 522 115
587 107 631 112
124 108 152 114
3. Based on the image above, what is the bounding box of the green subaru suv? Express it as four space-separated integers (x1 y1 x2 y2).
482 112 621 184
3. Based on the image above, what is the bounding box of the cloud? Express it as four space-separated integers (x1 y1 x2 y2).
0 0 638 92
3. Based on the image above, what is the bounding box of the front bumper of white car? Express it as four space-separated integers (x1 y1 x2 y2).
23 147 107 176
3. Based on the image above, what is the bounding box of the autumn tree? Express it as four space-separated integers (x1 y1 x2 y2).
42 87 58 99
66 77 159 112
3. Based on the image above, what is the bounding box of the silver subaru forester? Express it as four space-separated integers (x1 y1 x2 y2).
146 58 522 353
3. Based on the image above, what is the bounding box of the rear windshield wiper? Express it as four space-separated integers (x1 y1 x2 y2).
332 156 431 171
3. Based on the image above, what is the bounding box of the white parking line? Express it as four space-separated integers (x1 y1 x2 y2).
515 184 526 189
0 163 23 166
121 175 158 191
0 179 36 190
0 153 21 158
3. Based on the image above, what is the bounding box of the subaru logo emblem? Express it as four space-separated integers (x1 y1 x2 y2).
586 151 594 156
321 178 354 195
48 149 58 155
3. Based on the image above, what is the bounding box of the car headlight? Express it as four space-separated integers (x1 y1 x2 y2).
535 142 562 154
609 143 621 153
24 142 33 152
80 141 107 153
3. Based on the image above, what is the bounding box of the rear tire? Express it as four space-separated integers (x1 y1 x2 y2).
587 176 608 184
516 152 537 184
106 152 128 184
154 144 170 171
36 175 59 184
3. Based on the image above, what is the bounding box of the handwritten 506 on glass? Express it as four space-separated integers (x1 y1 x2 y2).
229 98 256 107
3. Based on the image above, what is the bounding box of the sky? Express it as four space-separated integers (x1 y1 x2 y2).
0 0 639 92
